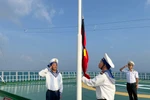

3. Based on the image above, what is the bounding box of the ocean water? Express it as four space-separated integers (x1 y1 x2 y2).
0 71 150 82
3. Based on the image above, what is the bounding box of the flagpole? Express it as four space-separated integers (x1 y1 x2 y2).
77 0 82 99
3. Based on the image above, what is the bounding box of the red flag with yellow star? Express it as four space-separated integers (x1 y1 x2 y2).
81 18 90 79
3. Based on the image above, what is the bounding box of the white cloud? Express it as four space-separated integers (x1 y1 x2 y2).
34 3 56 24
0 33 9 45
40 59 48 63
123 37 128 40
110 46 114 49
94 25 97 31
20 55 33 62
58 8 64 15
146 0 150 5
0 49 5 59
7 0 33 16
0 0 56 24
0 33 8 59
0 50 2 57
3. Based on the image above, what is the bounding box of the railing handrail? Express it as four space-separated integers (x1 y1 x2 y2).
0 71 150 83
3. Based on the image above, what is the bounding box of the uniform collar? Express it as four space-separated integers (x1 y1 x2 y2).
47 68 59 77
128 69 134 72
103 69 114 79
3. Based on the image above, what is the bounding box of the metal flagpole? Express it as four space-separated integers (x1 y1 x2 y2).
77 0 82 99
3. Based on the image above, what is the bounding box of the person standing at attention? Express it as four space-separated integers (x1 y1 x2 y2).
39 58 63 100
82 53 116 100
120 61 139 100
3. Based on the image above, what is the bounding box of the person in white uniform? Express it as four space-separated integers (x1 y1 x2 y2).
82 53 116 100
39 58 63 100
120 61 139 100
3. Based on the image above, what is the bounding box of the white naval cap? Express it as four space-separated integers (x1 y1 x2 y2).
102 53 115 68
128 61 135 66
50 58 58 64
47 58 58 67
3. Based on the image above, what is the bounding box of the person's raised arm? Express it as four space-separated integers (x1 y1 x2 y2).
82 74 105 87
39 68 48 77
120 65 128 72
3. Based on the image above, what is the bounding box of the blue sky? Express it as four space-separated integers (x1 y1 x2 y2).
0 0 150 72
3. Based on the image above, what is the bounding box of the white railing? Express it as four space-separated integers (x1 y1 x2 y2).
0 75 5 83
0 71 150 82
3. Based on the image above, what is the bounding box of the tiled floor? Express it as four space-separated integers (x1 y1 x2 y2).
0 79 150 100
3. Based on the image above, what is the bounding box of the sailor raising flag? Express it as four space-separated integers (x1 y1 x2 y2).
82 53 116 100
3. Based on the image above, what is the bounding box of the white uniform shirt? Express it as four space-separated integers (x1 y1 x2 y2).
82 73 116 100
39 68 63 93
122 69 139 83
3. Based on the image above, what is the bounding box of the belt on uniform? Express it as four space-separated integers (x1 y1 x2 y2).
97 99 106 100
47 89 59 92
127 82 136 85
